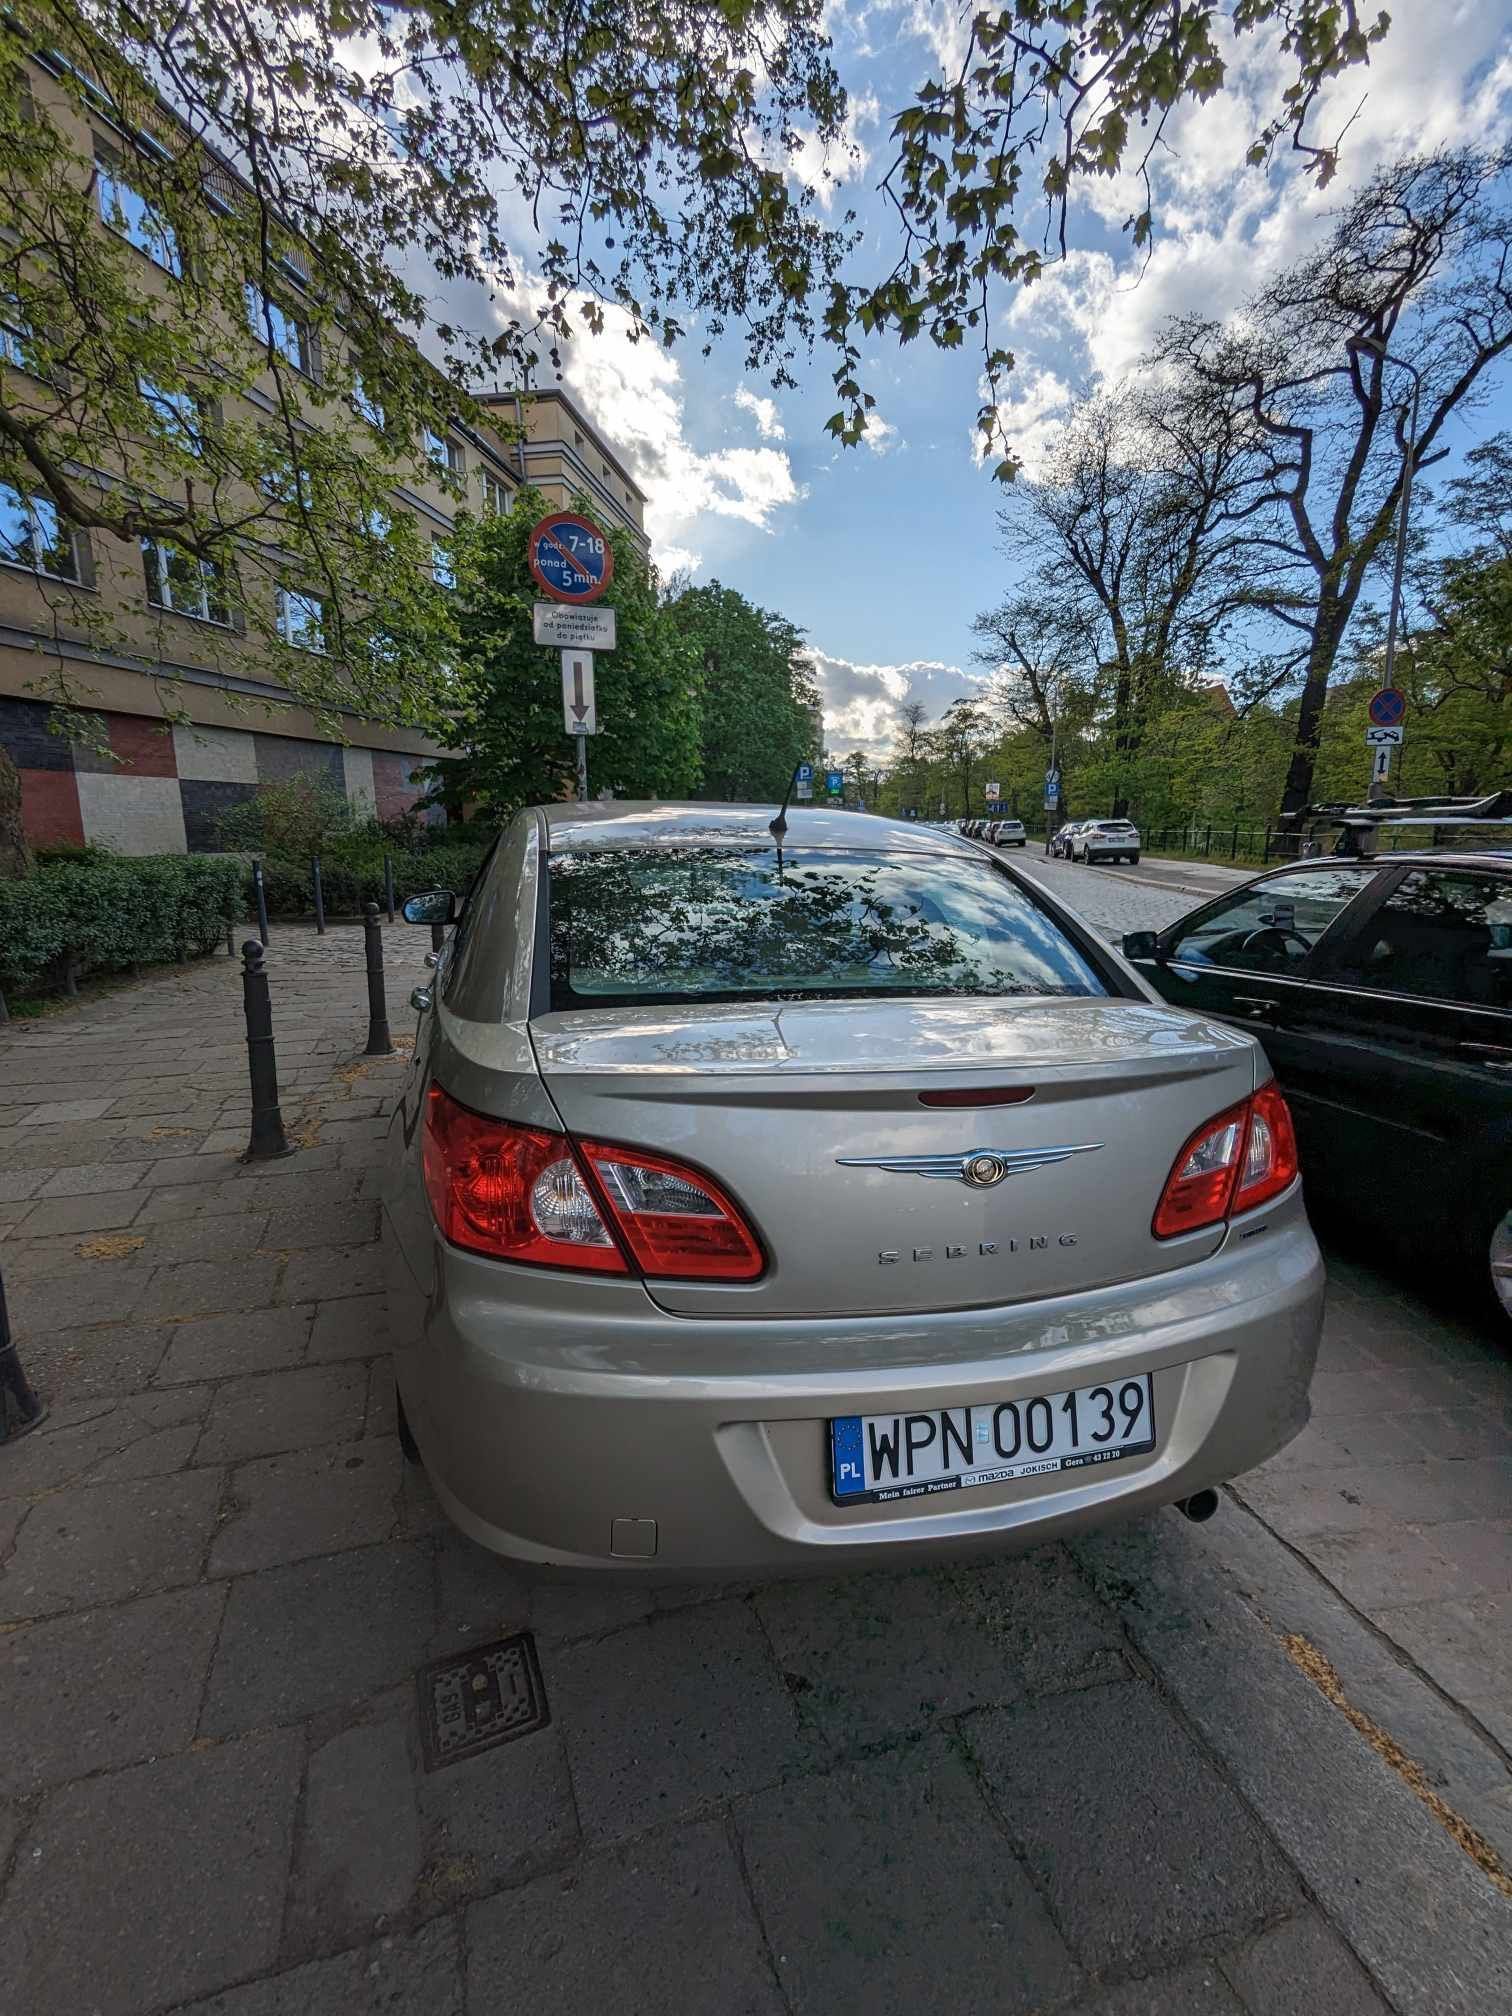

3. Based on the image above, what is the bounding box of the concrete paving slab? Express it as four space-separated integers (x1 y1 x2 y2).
1221 1910 1392 2015
465 1820 783 2016
195 1362 368 1464
172 1918 464 2016
968 1680 1299 1973
2 1582 227 1797
155 1304 316 1385
552 1599 806 1844
211 1437 402 1575
0 1467 224 1619
0 1729 302 2016
201 1541 435 1735
737 1736 1082 2016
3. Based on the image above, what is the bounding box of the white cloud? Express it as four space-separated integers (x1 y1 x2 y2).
784 91 880 211
1003 0 1512 394
972 365 1076 477
483 289 806 569
656 544 702 579
808 648 984 756
733 385 786 439
861 410 899 453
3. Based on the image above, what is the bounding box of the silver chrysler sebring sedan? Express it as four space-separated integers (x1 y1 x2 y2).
383 804 1323 1576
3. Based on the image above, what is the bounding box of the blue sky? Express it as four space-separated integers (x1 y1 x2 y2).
480 0 1512 755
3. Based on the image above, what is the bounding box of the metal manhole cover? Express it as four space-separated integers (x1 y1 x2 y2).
417 1633 550 1771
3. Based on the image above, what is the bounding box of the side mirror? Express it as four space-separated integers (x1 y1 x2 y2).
402 889 456 926
1122 930 1159 962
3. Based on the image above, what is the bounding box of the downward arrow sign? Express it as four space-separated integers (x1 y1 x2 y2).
572 661 588 722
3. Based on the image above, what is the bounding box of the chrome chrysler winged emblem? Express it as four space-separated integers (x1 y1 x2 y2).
836 1143 1103 1189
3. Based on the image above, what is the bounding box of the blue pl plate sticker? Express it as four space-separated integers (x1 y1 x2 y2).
831 1416 866 1497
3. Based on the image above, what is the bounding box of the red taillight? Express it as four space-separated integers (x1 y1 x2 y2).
1152 1081 1300 1241
423 1086 627 1273
578 1140 765 1281
421 1086 764 1281
1235 1080 1300 1215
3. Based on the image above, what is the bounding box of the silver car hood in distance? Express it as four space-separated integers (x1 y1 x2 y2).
529 997 1261 1321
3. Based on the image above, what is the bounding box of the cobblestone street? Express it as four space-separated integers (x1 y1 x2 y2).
1 905 1509 2016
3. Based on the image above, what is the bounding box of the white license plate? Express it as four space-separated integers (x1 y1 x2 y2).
829 1374 1156 1505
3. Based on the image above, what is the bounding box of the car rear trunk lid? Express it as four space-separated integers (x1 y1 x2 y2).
529 996 1258 1318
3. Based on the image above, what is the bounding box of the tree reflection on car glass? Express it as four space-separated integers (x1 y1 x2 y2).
548 847 1107 1008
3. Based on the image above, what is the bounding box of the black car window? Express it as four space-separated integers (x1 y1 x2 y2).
547 846 1109 1009
1322 869 1512 1008
1167 867 1376 974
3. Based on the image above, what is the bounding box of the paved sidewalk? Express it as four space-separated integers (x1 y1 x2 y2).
1 928 1510 2016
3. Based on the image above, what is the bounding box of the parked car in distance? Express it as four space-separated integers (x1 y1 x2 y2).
387 802 1323 1576
1122 845 1512 1318
1075 819 1142 864
989 819 1028 847
1050 822 1084 859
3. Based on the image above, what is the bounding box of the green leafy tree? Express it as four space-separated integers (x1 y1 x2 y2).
3 0 1385 645
671 583 818 800
432 489 700 817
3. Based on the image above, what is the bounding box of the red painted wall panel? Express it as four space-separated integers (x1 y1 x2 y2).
107 713 179 777
19 767 85 846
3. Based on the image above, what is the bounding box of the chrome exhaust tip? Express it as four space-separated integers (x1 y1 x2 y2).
1176 1487 1220 1524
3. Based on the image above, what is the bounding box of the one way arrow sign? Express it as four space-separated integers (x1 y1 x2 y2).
561 650 597 736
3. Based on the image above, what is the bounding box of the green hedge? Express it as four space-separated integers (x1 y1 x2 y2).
254 839 492 919
0 855 244 998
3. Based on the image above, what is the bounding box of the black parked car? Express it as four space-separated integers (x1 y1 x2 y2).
1122 835 1512 1319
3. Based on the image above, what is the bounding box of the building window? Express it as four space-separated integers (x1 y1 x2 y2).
0 484 83 581
351 370 384 432
142 538 229 624
364 504 391 542
139 378 205 455
426 429 464 477
479 468 510 514
431 536 455 588
96 153 181 275
1 295 33 371
276 585 327 651
245 284 315 375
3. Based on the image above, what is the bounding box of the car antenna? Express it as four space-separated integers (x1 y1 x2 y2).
769 763 803 843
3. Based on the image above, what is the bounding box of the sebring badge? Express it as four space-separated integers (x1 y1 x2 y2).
835 1142 1103 1189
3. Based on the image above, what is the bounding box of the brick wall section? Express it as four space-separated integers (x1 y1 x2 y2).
0 697 445 854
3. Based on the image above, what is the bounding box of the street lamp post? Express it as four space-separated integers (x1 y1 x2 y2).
1354 335 1422 800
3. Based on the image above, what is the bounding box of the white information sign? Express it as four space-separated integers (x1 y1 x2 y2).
1364 724 1404 747
561 651 597 736
535 602 617 651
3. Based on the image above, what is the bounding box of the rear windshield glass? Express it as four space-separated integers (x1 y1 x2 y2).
547 846 1108 1009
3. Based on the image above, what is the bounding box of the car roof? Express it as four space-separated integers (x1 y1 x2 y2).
537 801 980 856
1247 849 1512 877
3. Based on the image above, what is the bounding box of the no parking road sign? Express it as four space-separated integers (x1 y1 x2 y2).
1367 687 1407 728
528 512 614 604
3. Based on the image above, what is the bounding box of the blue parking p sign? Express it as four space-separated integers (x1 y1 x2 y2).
796 763 813 784
825 770 844 794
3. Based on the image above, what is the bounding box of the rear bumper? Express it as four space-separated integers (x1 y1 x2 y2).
387 1194 1323 1576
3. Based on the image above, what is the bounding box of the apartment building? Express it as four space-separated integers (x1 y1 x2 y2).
0 56 647 856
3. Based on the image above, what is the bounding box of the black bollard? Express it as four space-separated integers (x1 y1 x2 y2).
252 858 270 947
312 855 326 935
240 940 294 1160
362 902 395 1056
383 854 396 923
0 1266 45 1443
430 920 445 955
